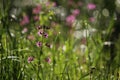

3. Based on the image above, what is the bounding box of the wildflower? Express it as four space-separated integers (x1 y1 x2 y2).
36 25 42 30
87 3 96 10
72 9 80 16
43 32 48 38
22 27 28 34
38 29 43 36
66 15 76 26
46 1 56 7
36 41 42 47
32 5 41 14
45 57 51 63
27 56 34 63
20 15 29 26
52 2 56 7
46 1 50 7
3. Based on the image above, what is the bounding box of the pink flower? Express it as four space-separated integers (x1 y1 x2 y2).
22 27 28 33
38 29 43 36
32 5 41 14
27 56 34 63
46 1 50 7
36 26 42 30
36 41 42 47
43 32 48 38
52 2 57 7
20 15 29 26
89 17 95 22
72 9 80 16
46 1 56 7
66 15 76 26
87 3 96 10
33 15 39 21
45 57 51 63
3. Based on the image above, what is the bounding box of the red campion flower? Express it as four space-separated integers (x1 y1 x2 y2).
27 56 34 63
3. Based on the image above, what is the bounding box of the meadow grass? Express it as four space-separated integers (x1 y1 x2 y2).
0 0 120 80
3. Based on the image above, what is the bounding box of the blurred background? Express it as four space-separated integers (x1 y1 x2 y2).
0 0 120 80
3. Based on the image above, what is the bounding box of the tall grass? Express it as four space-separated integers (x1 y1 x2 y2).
0 0 120 80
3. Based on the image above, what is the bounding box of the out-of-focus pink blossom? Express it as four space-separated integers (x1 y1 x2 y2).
36 25 41 30
89 17 95 22
20 15 29 26
36 41 42 47
33 16 39 21
66 15 76 26
46 1 56 7
32 5 41 14
87 3 96 10
38 29 43 36
27 56 34 63
27 35 35 40
46 1 50 7
45 57 51 63
52 2 57 7
43 32 48 38
22 27 28 33
72 9 80 16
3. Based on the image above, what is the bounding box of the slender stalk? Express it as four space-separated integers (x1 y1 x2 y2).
0 31 3 79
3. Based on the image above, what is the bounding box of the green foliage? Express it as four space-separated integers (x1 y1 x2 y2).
0 0 120 80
